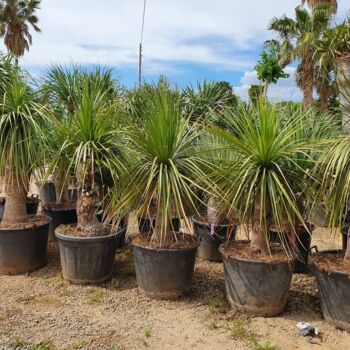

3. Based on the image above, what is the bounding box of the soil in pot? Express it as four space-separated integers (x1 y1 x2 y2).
312 250 350 332
43 202 77 242
0 215 51 275
270 223 315 273
138 216 180 236
219 240 293 317
192 216 238 262
55 224 124 284
132 233 199 300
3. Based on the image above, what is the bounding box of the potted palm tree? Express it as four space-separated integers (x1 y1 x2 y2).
51 69 125 284
210 103 320 316
0 59 51 275
107 85 210 299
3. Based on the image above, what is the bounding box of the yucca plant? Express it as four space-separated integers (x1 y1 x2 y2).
0 61 48 225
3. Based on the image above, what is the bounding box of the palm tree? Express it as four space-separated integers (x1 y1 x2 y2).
0 0 41 65
302 0 337 13
267 5 333 108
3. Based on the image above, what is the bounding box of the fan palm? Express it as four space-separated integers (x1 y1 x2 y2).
0 61 49 225
0 0 41 65
267 4 333 108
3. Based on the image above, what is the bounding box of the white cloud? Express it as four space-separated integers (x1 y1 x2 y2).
234 67 303 102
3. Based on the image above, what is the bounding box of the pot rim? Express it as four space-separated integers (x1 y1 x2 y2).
270 222 316 234
312 249 348 276
219 240 293 265
132 236 200 253
55 226 126 242
191 216 239 228
43 205 77 212
0 215 52 231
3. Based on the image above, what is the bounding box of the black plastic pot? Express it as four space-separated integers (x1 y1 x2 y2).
0 217 51 275
0 196 40 219
270 224 315 273
138 217 180 236
68 188 78 202
192 217 238 262
133 239 199 299
43 206 77 242
219 241 293 316
312 250 350 332
341 226 349 250
37 182 56 206
55 227 125 284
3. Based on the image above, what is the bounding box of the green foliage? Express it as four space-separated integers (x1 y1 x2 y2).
248 85 264 106
255 49 289 85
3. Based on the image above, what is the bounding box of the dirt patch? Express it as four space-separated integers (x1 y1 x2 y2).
43 202 77 211
0 214 50 229
312 251 350 276
56 224 110 238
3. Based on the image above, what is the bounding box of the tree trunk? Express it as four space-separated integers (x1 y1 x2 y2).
153 205 172 245
1 173 28 225
302 57 314 109
345 231 350 265
207 196 227 225
337 57 350 133
320 90 329 111
263 82 269 100
250 193 270 254
75 165 104 237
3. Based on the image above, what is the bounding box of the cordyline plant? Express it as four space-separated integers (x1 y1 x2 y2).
107 85 212 246
48 71 125 236
0 59 49 225
208 102 335 254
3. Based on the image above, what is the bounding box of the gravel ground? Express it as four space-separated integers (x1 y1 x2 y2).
0 227 349 350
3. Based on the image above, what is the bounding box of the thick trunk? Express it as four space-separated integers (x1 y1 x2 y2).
337 57 350 133
1 173 28 225
263 82 269 100
302 57 315 109
250 226 269 254
320 90 329 111
76 165 104 237
207 196 227 225
54 173 69 204
345 232 350 266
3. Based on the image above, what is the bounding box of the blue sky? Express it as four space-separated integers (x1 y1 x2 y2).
2 0 350 100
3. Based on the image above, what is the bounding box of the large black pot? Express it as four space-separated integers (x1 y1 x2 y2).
37 182 56 206
0 216 51 275
192 217 238 262
55 227 126 284
341 226 349 250
43 206 77 242
138 217 180 236
219 241 293 316
270 224 315 273
133 239 199 299
0 196 40 218
312 250 350 332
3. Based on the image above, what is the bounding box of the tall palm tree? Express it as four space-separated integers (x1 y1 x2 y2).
302 0 337 13
0 0 41 65
267 5 333 108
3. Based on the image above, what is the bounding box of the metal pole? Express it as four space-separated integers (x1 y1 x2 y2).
138 0 147 86
138 42 142 86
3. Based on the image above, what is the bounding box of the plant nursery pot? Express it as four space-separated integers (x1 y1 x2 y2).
341 226 349 250
192 217 238 262
26 195 40 215
0 216 51 275
68 188 78 202
43 205 77 242
312 250 350 332
55 227 126 284
270 224 315 273
219 240 293 316
138 217 181 235
133 237 200 300
36 181 56 206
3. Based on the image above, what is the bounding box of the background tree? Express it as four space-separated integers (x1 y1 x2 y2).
255 49 289 98
267 4 333 108
301 0 337 13
0 0 41 65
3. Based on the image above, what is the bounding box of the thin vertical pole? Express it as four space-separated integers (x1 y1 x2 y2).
138 0 147 86
138 43 142 86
